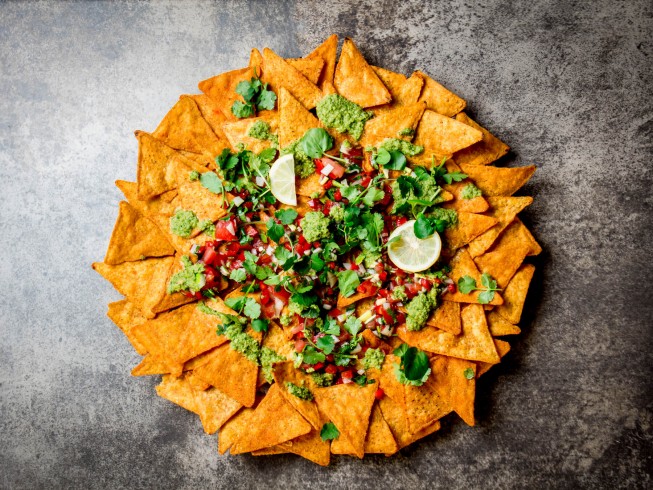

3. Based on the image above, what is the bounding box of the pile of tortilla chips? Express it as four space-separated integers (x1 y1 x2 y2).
94 35 539 466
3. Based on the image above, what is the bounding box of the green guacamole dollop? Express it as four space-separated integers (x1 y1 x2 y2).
170 209 198 238
316 94 372 141
311 372 335 387
406 289 438 331
361 348 385 370
279 139 314 178
167 256 205 294
461 183 482 200
379 138 423 157
328 204 345 223
300 211 331 243
260 347 285 383
285 381 313 401
247 120 279 147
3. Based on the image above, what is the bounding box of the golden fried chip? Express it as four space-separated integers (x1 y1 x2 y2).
199 66 260 121
131 354 171 376
441 161 490 213
273 361 321 430
230 383 312 454
295 173 323 198
107 300 148 355
476 339 511 377
359 102 426 149
116 180 172 217
377 394 441 450
177 179 229 225
152 96 228 158
313 380 378 458
262 48 322 110
444 211 498 251
473 220 532 288
189 94 229 142
334 38 391 108
467 196 533 257
453 112 510 166
221 114 278 154
306 34 338 89
147 213 215 257
415 70 466 117
515 218 542 256
442 248 503 305
370 67 425 115
278 87 321 148
249 48 264 69
397 304 500 363
185 370 211 391
495 263 535 324
426 300 462 335
336 289 374 309
104 201 174 265
92 256 176 318
274 427 331 466
487 311 521 336
193 386 242 434
364 404 399 454
287 57 325 85
156 373 199 413
414 110 483 156
459 163 536 197
193 332 261 407
404 368 452 433
218 406 255 454
176 298 232 364
431 356 476 426
149 254 199 315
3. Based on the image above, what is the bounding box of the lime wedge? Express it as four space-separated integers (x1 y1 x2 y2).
269 154 297 206
387 220 442 272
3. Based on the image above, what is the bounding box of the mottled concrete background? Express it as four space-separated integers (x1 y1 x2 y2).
0 1 651 488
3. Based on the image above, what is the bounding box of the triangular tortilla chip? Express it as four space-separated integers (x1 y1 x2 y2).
415 70 466 117
370 68 425 115
273 426 331 466
131 354 171 376
377 394 441 450
193 333 261 407
359 102 426 150
334 38 391 108
403 367 452 433
278 87 321 148
467 196 533 257
156 373 198 413
176 298 232 364
147 212 215 257
431 355 476 426
336 288 375 309
295 172 323 198
444 211 498 250
414 110 483 155
249 48 264 69
116 180 173 217
441 160 490 213
148 254 198 315
185 370 210 391
152 96 228 157
378 355 406 404
92 256 176 318
262 48 322 110
177 178 229 224
189 94 229 142
515 217 542 256
459 163 536 197
104 201 174 264
426 300 461 335
473 220 532 288
442 248 503 305
306 34 338 89
487 311 521 336
364 404 399 454
222 114 278 154
495 263 535 324
287 57 325 85
453 112 509 166
130 304 196 376
273 361 321 430
230 383 312 454
183 346 220 372
476 339 511 377
313 380 378 458
199 66 260 121
218 406 255 454
397 304 500 363
107 300 149 355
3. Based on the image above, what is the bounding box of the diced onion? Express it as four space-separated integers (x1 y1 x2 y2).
321 164 334 176
232 196 244 207
319 175 329 185
255 176 266 187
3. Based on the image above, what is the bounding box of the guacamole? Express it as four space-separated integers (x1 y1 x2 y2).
406 289 438 331
316 94 372 140
260 347 285 383
247 120 279 147
361 348 385 370
285 382 313 401
329 204 345 223
198 219 215 237
461 183 482 200
170 209 198 238
279 139 314 178
167 256 205 294
311 372 335 387
300 211 331 243
397 127 415 137
392 285 408 302
379 138 423 157
189 170 200 181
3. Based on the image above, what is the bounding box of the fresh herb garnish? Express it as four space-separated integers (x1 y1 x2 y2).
320 422 340 441
231 75 277 118
457 273 501 304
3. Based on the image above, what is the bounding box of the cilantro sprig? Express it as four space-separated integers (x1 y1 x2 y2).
231 75 277 118
393 344 431 386
457 273 501 304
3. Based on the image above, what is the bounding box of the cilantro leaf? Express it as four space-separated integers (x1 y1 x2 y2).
361 187 385 207
442 171 467 185
266 218 284 243
457 275 477 294
322 317 340 336
464 367 475 380
275 208 298 225
337 270 360 298
343 316 362 336
310 252 325 272
235 79 257 102
320 422 339 441
302 346 326 364
413 166 430 181
243 298 261 319
316 335 336 355
229 268 247 283
251 318 269 333
259 147 277 163
374 148 391 165
481 273 497 290
231 100 255 118
224 296 246 311
414 213 436 239
384 150 407 170
477 290 495 304
300 128 334 159
256 86 277 110
396 175 421 198
393 345 431 385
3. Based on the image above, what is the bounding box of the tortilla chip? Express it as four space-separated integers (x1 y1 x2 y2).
199 66 260 121
515 218 542 256
183 346 219 371
221 114 278 154
104 201 174 265
189 94 229 142
444 211 498 251
152 96 228 158
185 370 211 391
92 256 176 318
364 404 399 454
414 110 483 156
295 172 323 198
453 113 509 166
397 304 500 363
370 68 424 115
377 395 441 450
336 289 374 309
426 300 461 335
334 38 391 108
130 304 195 376
230 383 312 454
442 248 503 305
176 298 232 364
430 356 476 426
495 263 535 324
473 220 532 288
107 300 149 355
278 87 321 148
147 212 215 257
273 361 321 430
156 373 198 413
274 426 331 466
249 48 264 69
441 163 490 213
262 48 322 110
378 355 406 404
287 57 325 85
148 256 203 316
403 366 452 433
306 34 338 89
218 406 255 454
415 70 466 117
487 311 521 336
476 339 511 377
131 354 171 376
313 380 378 458
467 196 533 257
116 180 172 217
193 333 261 407
459 163 536 197
360 102 426 149
176 178 229 225
361 329 393 354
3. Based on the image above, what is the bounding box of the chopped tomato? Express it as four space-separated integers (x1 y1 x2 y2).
447 283 456 293
295 339 307 352
340 369 354 379
357 280 379 296
202 247 218 266
325 364 338 375
316 157 346 179
261 302 276 319
374 388 385 400
360 175 371 187
215 219 237 241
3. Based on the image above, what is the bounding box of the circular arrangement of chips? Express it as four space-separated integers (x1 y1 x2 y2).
94 35 539 465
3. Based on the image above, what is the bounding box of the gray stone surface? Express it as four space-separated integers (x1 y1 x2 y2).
0 0 651 488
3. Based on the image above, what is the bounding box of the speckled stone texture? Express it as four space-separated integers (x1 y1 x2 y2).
0 1 651 488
